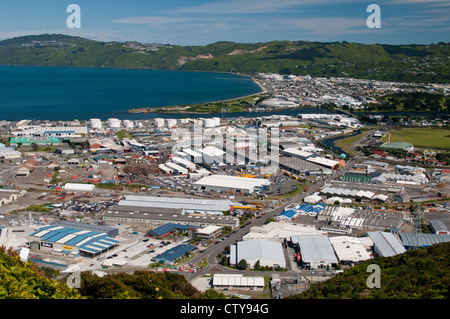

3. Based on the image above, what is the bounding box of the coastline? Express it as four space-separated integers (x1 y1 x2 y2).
128 72 270 114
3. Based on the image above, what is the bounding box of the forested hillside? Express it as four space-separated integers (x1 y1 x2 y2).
289 242 450 299
0 245 225 299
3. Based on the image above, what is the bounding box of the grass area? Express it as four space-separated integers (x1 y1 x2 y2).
334 131 367 157
115 130 134 140
381 128 450 149
283 182 309 198
151 93 268 114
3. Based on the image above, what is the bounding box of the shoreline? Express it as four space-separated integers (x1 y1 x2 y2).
128 73 270 114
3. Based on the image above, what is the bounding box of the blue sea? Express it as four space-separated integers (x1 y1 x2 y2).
0 65 264 121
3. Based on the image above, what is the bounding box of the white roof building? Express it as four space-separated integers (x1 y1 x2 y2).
291 235 338 268
230 239 286 269
117 195 233 214
243 222 327 242
63 183 95 192
329 236 373 264
0 148 21 160
212 274 265 290
193 175 270 194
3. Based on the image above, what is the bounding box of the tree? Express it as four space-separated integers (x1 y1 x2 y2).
0 245 83 299
31 143 38 151
238 259 248 270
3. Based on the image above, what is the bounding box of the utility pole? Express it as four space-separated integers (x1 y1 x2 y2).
414 205 422 249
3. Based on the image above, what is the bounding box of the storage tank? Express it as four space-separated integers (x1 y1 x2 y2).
89 118 102 130
203 118 216 128
107 118 121 129
154 118 165 128
212 117 221 126
123 120 134 129
166 118 177 128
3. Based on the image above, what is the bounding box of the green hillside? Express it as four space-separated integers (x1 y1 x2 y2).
0 246 82 299
0 34 449 83
288 242 450 299
0 245 225 299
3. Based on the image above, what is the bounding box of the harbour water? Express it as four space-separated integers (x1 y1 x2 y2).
0 65 264 121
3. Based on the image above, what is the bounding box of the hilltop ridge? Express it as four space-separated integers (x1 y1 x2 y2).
0 34 449 83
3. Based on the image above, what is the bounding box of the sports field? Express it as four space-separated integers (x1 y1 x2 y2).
382 128 450 149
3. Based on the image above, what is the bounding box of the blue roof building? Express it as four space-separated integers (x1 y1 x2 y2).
152 244 197 264
146 223 198 238
29 223 120 258
276 209 299 220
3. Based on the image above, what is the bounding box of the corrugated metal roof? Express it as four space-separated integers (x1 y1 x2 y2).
231 239 286 267
153 244 196 263
119 195 232 212
213 274 264 287
291 235 338 263
367 231 406 257
399 233 450 247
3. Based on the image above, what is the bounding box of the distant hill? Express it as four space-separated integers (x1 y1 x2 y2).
0 34 449 83
288 242 450 299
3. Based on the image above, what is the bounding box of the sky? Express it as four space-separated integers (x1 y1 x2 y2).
0 0 449 45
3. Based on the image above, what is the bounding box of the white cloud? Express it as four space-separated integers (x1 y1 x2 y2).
112 16 212 25
168 0 312 14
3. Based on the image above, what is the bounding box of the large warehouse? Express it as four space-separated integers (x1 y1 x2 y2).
291 235 338 269
193 175 270 194
366 231 406 257
117 195 234 214
104 204 239 228
230 239 286 269
28 221 120 258
328 236 373 265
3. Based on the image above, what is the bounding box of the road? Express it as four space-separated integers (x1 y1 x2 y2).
183 156 360 281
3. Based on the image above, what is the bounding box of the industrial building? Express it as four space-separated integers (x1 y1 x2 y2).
0 189 26 208
281 147 340 170
277 203 326 220
291 235 338 269
193 175 270 194
117 195 234 214
380 141 414 152
366 231 406 257
317 206 404 232
429 220 450 235
11 125 88 138
328 236 373 264
104 204 239 228
399 233 450 249
28 221 120 258
9 136 60 147
0 147 21 160
230 239 286 269
196 225 222 240
152 244 197 264
212 274 265 291
145 223 198 238
63 183 96 192
16 158 38 177
243 222 327 242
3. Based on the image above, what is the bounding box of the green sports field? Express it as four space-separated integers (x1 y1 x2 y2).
382 128 450 150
